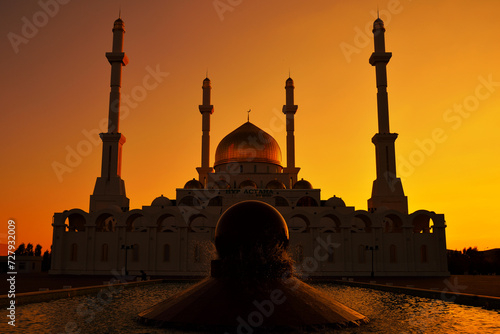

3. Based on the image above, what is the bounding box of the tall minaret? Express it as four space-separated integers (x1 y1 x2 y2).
282 77 300 187
367 18 408 214
90 17 130 212
196 77 214 186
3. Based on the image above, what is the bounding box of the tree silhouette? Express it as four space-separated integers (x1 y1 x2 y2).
25 243 34 256
35 244 42 256
15 243 26 255
42 250 51 272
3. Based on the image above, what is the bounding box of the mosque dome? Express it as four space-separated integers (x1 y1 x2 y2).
151 195 172 207
293 178 313 189
214 122 282 167
184 178 203 189
325 196 346 208
266 179 286 190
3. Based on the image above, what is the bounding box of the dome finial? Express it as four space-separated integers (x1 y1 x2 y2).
247 109 251 122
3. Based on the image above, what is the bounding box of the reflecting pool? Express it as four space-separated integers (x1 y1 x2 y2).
4 282 500 333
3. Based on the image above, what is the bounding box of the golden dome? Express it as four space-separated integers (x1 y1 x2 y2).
214 122 282 167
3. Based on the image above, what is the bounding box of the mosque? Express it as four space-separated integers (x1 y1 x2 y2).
50 17 449 277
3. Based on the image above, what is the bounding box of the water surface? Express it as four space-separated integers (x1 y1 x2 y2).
3 282 499 333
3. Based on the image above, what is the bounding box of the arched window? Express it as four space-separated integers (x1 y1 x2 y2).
274 196 289 206
383 215 403 233
101 244 108 262
413 214 433 233
421 245 428 263
296 196 318 207
66 213 86 232
358 245 366 264
132 244 139 262
288 216 308 233
163 244 170 262
208 196 223 206
351 215 372 233
96 214 116 232
390 244 397 263
70 243 78 262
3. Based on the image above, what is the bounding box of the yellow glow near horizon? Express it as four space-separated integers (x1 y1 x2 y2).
1 0 499 254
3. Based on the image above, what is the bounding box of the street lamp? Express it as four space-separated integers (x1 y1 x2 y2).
365 245 379 277
121 244 134 276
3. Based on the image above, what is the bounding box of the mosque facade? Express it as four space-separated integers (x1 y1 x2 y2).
50 18 449 277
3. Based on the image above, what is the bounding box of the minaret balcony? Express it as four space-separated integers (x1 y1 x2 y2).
369 52 392 65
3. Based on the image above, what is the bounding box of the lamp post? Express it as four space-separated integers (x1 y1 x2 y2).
121 244 134 276
365 245 379 277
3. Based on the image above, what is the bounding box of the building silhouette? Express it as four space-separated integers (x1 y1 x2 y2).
50 17 448 277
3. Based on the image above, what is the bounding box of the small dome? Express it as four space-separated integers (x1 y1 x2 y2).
214 122 282 167
373 18 385 31
293 178 313 189
184 178 203 189
210 179 231 189
239 180 258 189
286 77 294 87
325 196 346 208
151 195 172 207
266 179 286 190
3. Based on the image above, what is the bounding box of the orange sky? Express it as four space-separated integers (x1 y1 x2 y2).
1 0 499 255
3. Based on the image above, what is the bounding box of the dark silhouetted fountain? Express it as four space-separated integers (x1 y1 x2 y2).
138 200 368 331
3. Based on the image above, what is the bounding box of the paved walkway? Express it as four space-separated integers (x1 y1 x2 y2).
1 273 499 297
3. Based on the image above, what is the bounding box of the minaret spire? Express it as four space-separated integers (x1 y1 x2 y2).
89 17 130 212
367 18 408 214
282 77 300 187
196 77 215 186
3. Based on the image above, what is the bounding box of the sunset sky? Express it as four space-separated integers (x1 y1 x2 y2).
1 0 499 254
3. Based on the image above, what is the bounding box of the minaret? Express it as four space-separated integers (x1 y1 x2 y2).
367 18 408 213
282 77 300 187
196 77 214 186
89 17 130 212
